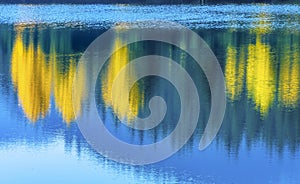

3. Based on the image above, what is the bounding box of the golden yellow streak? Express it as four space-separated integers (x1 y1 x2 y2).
225 46 245 101
53 57 77 124
49 30 85 124
236 47 246 99
11 28 52 122
246 36 275 116
244 10 278 117
101 33 143 122
72 60 86 120
11 26 85 124
278 44 300 108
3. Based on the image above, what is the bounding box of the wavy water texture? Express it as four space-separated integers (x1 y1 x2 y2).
0 4 300 30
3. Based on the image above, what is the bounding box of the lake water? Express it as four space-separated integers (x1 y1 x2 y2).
0 4 300 184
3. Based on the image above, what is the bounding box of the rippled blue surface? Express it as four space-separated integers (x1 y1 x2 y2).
0 4 300 184
0 4 299 29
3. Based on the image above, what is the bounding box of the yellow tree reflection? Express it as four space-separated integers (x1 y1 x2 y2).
278 39 300 108
11 26 85 123
101 32 143 122
53 57 78 124
225 10 277 117
246 36 275 116
49 30 84 124
225 45 246 101
246 10 277 117
225 9 299 116
11 27 52 122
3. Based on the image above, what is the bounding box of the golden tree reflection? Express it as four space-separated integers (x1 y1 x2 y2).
11 27 52 122
224 10 299 116
246 36 276 116
11 26 84 123
53 57 78 124
225 11 280 117
225 45 246 101
10 26 144 124
247 11 276 117
101 33 144 122
10 22 300 124
278 40 300 108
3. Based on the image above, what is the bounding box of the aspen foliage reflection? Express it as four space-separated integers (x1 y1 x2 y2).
278 37 300 109
11 26 52 122
225 10 299 117
49 30 83 124
53 57 78 124
11 26 84 124
246 12 276 117
225 44 246 101
2 22 299 156
9 22 299 124
101 32 144 122
225 12 277 117
246 36 275 116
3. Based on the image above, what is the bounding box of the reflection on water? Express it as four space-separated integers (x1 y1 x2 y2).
225 11 299 116
10 25 84 124
246 12 275 117
225 44 246 101
0 12 299 183
101 33 144 122
246 35 275 116
278 38 300 109
11 26 52 122
2 22 299 149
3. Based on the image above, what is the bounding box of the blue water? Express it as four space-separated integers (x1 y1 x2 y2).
0 4 299 29
0 4 300 184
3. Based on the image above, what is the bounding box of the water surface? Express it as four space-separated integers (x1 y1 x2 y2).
0 4 300 184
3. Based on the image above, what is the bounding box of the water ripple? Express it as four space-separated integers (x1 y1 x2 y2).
0 4 299 29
